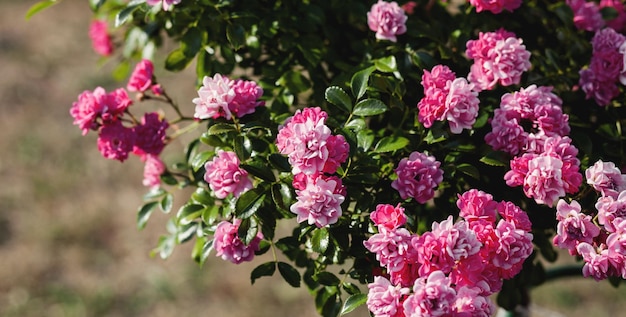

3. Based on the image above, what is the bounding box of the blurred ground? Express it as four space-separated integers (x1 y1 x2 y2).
1 1 626 317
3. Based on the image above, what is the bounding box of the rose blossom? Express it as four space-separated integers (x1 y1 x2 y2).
213 219 263 264
600 0 626 32
566 0 605 32
403 271 457 317
367 0 407 42
146 0 182 11
454 286 495 317
370 204 407 231
142 154 166 189
204 150 253 199
366 276 410 317
132 112 169 157
586 160 626 198
229 79 264 117
127 59 155 93
70 87 133 135
444 78 480 134
193 74 236 120
577 242 611 280
96 121 136 162
290 175 345 228
595 190 626 233
391 151 443 203
553 199 600 255
88 20 113 56
469 0 522 14
492 220 533 278
457 189 499 223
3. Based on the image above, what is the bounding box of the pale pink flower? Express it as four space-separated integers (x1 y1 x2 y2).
132 112 169 157
89 20 113 57
364 227 415 272
146 0 181 11
193 74 235 120
370 203 407 231
586 160 626 198
596 191 626 233
457 189 499 223
606 221 626 277
577 242 611 280
454 286 495 317
366 276 410 317
492 219 533 278
391 151 443 203
367 0 408 42
213 219 263 264
229 79 264 118
324 134 350 174
142 154 166 189
204 150 253 199
444 78 480 134
290 175 345 227
403 271 456 317
127 59 154 93
469 0 522 14
520 155 566 207
70 87 132 135
97 121 136 162
567 0 605 32
553 199 600 255
580 28 626 106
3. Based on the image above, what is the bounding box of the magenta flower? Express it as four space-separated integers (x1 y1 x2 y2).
367 0 407 42
229 79 264 118
596 191 626 233
466 29 531 91
88 20 113 57
142 154 166 189
553 199 600 255
600 0 626 32
444 78 480 134
586 160 626 198
567 0 605 32
492 220 533 278
193 74 236 120
97 121 136 162
370 204 407 231
290 175 345 227
132 112 169 157
392 151 443 203
70 87 133 135
146 0 182 11
580 28 626 106
366 276 410 317
204 150 253 199
457 189 499 223
364 227 414 270
213 219 263 264
127 59 154 93
497 201 532 232
403 271 457 317
468 0 522 14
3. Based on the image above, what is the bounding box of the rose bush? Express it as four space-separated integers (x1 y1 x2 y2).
27 0 626 315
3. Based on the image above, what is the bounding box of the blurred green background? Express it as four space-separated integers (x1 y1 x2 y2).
1 1 626 316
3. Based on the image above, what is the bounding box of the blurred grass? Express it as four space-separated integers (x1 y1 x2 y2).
2 1 626 317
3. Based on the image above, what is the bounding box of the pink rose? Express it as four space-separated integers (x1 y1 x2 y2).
229 79 264 117
213 219 263 264
70 87 132 135
469 0 522 14
370 203 407 230
290 175 345 227
204 150 253 199
367 0 407 42
89 20 113 56
403 271 457 317
553 199 600 255
127 59 154 93
457 189 499 223
142 154 166 189
97 121 136 162
366 276 410 317
193 74 235 120
132 112 169 157
586 160 626 198
391 151 443 203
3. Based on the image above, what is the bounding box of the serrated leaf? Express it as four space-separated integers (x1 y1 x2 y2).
278 262 301 287
325 86 352 113
457 163 480 179
137 201 159 230
340 293 367 315
25 0 57 20
374 136 409 153
315 272 340 286
351 66 375 100
208 122 237 135
251 261 276 284
352 99 387 117
237 217 259 245
115 3 141 27
235 188 265 219
226 24 246 50
165 48 193 71
234 135 252 161
356 129 375 151
311 228 330 254
479 151 509 167
271 182 293 212
160 193 174 213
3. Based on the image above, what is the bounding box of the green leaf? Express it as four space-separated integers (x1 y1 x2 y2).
152 235 176 259
356 130 375 151
112 60 131 81
143 187 167 201
137 201 159 230
251 261 276 284
177 222 198 243
165 48 193 71
191 151 213 172
410 51 436 70
235 188 266 219
192 187 214 205
479 151 509 167
278 262 301 287
242 162 276 182
89 0 107 11
181 27 204 58
208 123 237 135
325 86 352 113
277 70 311 94
351 66 375 100
457 163 480 180
271 182 293 213
176 204 205 225
315 272 340 286
374 56 397 73
352 99 387 117
341 282 360 295
25 0 57 20
115 2 141 27
160 193 174 213
311 228 330 254
226 24 246 50
374 136 409 153
237 217 259 245
234 135 252 161
269 153 291 172
340 293 367 315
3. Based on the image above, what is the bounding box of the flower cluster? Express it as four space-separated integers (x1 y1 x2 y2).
466 29 531 92
391 151 443 203
364 189 533 317
468 0 522 14
552 160 626 280
417 65 480 134
276 107 349 227
566 0 626 32
485 85 570 156
579 28 626 106
367 0 407 42
193 74 265 120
